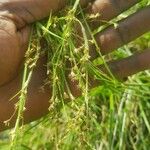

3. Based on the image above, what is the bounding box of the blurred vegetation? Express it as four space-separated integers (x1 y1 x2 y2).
0 0 150 149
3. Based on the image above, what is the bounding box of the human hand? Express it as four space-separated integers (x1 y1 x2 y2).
0 0 150 131
1 0 149 85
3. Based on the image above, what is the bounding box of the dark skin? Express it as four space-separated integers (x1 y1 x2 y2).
0 0 150 131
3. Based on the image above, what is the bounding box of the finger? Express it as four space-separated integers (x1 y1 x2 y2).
18 25 31 53
79 0 94 7
85 0 138 28
99 49 150 81
91 6 150 56
68 49 150 97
